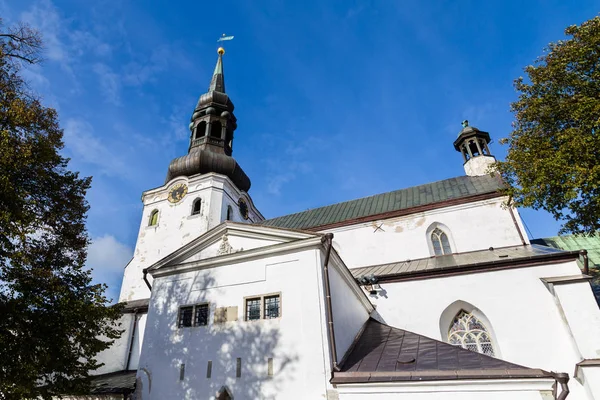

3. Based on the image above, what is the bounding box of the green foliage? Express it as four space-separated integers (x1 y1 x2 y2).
496 16 600 234
0 20 122 399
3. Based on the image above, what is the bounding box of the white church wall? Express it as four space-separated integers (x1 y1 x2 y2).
93 314 132 375
336 379 554 399
552 281 600 359
367 261 592 400
119 173 263 303
326 197 528 269
94 312 148 375
328 258 371 363
578 367 600 400
138 248 335 400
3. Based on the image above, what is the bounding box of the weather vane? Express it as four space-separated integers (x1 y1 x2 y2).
216 33 234 55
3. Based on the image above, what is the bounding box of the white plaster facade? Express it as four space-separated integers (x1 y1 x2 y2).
464 155 496 176
326 196 528 268
119 172 263 303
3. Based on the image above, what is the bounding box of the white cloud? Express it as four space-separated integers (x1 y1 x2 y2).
20 0 67 63
62 118 130 178
93 63 121 105
86 235 133 302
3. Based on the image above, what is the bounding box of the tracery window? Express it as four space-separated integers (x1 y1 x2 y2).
448 310 495 357
431 227 452 256
148 210 159 226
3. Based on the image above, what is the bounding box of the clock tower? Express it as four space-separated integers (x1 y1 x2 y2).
118 48 264 302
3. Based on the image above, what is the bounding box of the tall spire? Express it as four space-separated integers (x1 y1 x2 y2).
165 47 250 192
208 47 225 93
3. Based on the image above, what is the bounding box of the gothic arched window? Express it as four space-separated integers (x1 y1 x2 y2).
431 228 452 256
191 198 201 216
448 310 495 357
226 205 233 221
148 210 159 226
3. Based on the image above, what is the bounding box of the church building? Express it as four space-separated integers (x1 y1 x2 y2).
87 47 600 400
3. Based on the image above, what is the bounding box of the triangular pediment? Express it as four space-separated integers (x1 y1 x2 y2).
147 222 319 273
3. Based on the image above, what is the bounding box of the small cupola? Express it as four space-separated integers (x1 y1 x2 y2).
453 120 496 176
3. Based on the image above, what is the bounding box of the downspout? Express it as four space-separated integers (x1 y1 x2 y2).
507 196 527 246
579 250 589 275
321 233 340 372
552 372 570 400
142 268 152 291
125 308 139 370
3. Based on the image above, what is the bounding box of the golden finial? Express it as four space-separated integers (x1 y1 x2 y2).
217 47 225 55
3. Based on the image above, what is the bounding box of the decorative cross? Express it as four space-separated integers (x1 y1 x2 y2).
461 119 469 128
373 223 385 233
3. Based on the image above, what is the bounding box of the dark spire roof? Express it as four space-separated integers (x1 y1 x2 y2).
165 48 250 192
208 51 225 93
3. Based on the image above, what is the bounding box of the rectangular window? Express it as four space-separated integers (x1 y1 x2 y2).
244 293 281 321
206 361 212 379
195 304 209 326
178 303 210 328
245 298 261 321
236 358 242 378
264 295 280 319
178 306 193 328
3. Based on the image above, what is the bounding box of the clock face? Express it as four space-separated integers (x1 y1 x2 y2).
238 198 249 220
167 183 188 203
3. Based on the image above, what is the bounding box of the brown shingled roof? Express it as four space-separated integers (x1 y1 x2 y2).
332 319 552 384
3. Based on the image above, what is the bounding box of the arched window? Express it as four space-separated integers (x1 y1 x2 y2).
448 310 495 357
148 210 159 226
431 227 452 256
226 205 233 221
195 121 206 139
191 198 201 216
211 121 222 138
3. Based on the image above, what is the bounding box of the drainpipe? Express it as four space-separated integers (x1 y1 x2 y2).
507 196 527 246
552 372 570 400
142 268 152 291
579 250 589 275
125 308 139 370
321 233 340 372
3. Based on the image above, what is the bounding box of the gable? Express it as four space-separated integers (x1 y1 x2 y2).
147 222 319 273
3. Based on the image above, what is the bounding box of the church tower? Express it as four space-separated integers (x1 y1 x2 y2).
118 48 263 302
453 120 496 176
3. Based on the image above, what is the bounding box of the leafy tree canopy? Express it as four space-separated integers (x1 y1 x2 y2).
0 20 122 399
497 16 600 235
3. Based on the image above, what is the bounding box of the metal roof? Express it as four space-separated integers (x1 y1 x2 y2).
89 370 137 394
262 175 504 231
351 244 577 281
332 319 551 384
532 234 600 303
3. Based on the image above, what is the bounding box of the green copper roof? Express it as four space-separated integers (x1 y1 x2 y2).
209 54 225 93
262 175 504 231
531 234 600 304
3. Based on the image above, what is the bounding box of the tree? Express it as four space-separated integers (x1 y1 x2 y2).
496 16 600 235
0 20 122 399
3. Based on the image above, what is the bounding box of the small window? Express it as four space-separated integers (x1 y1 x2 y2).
448 310 495 357
178 306 193 328
264 295 280 319
431 228 452 256
195 121 206 139
226 205 233 221
245 298 261 321
195 304 209 326
178 303 209 328
192 198 201 216
211 120 222 138
148 210 159 226
245 293 281 321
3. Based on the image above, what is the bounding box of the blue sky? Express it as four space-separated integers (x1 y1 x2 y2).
2 0 597 301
